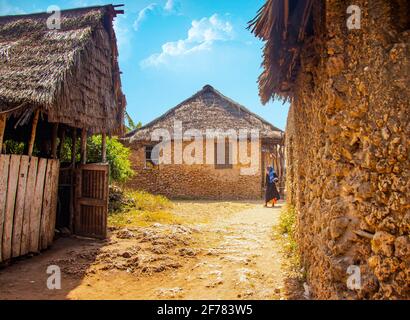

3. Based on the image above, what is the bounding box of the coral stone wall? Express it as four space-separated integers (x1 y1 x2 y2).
125 140 264 200
286 0 409 299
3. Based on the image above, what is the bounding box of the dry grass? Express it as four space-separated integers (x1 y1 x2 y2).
108 191 180 228
108 191 257 228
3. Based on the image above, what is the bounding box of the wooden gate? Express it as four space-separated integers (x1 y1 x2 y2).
0 155 59 263
75 163 109 239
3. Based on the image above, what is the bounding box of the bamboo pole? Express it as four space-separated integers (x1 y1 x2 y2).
80 128 87 164
0 114 6 154
101 132 107 163
51 123 59 159
28 109 40 157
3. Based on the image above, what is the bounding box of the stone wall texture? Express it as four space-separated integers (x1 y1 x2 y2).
125 140 265 200
286 0 409 299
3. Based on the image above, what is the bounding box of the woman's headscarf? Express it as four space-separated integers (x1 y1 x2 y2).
268 166 275 184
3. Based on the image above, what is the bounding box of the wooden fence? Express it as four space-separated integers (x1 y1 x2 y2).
0 155 60 263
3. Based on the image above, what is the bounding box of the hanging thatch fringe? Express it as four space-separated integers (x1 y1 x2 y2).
249 0 315 104
0 5 125 134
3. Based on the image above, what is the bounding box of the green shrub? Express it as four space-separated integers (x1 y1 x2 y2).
3 140 25 154
59 135 134 183
276 204 300 264
87 135 134 183
278 204 297 236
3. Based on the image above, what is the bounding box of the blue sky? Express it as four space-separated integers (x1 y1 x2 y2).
1 0 289 130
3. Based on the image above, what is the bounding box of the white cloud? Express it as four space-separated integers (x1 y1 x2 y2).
134 1 181 31
164 0 181 13
140 14 233 68
133 3 159 31
164 0 174 11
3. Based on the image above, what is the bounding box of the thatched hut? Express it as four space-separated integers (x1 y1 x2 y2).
0 5 125 263
123 85 285 200
250 0 409 299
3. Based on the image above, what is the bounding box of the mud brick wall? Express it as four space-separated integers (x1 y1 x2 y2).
286 0 409 299
125 140 264 200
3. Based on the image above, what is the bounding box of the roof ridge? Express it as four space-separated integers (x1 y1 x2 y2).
124 85 283 138
0 4 119 20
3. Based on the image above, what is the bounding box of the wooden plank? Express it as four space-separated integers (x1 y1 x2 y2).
0 155 10 262
40 159 53 250
28 109 40 157
0 114 6 154
20 157 38 256
78 163 110 171
29 158 47 253
11 155 29 258
47 160 60 246
77 198 106 207
2 155 21 261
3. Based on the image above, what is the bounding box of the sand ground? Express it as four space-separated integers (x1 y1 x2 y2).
0 201 303 300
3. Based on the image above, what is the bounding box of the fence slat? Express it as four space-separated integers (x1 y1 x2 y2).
20 157 38 256
48 160 60 245
12 156 29 258
2 155 21 261
29 158 47 253
40 159 53 250
0 155 10 263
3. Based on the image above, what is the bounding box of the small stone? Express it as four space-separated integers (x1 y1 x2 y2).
394 236 410 261
116 228 135 239
371 231 395 257
381 127 391 140
122 251 131 258
330 217 350 239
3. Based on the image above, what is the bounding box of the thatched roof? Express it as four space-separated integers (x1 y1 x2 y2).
124 85 284 143
0 5 125 134
249 0 317 104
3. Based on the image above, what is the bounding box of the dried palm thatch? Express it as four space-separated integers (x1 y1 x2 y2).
249 0 316 104
0 5 125 134
124 85 284 144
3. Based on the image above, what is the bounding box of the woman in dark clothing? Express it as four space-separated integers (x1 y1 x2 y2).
264 166 280 207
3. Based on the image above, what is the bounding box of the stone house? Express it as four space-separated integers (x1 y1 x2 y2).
123 85 285 200
250 0 409 299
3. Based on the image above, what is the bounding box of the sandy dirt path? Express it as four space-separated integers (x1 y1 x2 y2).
0 202 301 300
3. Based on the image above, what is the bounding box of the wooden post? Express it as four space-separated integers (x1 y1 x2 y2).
58 128 66 159
101 132 107 163
71 129 77 166
69 128 77 233
51 123 59 159
80 128 87 164
28 109 40 157
0 114 6 154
